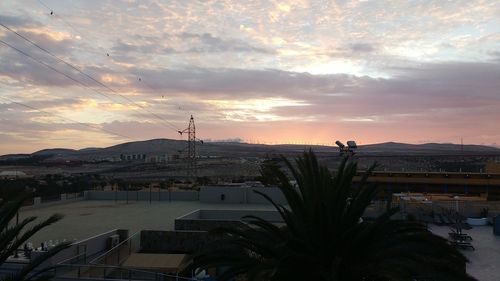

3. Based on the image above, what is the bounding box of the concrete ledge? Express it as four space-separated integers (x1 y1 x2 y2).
175 209 282 231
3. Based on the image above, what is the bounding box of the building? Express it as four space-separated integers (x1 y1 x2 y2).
0 170 30 179
145 154 168 163
120 154 169 163
120 154 146 161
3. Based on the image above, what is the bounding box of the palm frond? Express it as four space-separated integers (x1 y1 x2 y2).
192 150 476 281
0 193 67 281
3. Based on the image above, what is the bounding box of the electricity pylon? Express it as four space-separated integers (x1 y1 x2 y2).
178 115 202 179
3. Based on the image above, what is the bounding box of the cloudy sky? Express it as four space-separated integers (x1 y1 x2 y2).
0 0 499 154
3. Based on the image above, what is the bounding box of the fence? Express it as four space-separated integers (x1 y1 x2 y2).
84 191 199 202
394 200 500 218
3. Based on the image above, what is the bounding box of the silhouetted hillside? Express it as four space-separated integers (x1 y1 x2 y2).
1 139 499 162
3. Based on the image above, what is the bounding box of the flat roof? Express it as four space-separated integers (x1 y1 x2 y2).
18 200 273 245
431 225 500 281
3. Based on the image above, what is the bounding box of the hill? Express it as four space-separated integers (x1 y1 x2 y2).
1 139 499 162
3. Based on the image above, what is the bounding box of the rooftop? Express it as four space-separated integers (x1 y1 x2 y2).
19 200 273 245
18 200 500 281
431 225 500 281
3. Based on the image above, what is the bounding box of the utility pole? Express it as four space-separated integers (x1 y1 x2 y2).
178 115 202 181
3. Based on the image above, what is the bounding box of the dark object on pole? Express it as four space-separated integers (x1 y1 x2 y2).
346 140 357 149
335 140 345 149
336 139 357 156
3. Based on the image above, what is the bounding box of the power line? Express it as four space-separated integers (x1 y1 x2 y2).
0 38 123 103
33 0 181 131
32 1 185 131
136 77 191 114
0 96 133 140
0 22 181 132
37 0 112 62
37 0 81 36
36 0 52 12
0 37 176 133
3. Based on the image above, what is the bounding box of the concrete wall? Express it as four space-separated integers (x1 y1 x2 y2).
174 209 282 231
140 230 216 254
198 209 281 221
84 190 198 201
199 186 286 204
199 186 246 203
21 195 84 211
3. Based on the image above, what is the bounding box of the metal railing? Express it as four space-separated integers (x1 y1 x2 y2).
53 264 196 281
55 232 197 281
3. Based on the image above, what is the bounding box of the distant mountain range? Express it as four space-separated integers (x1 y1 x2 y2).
1 139 500 162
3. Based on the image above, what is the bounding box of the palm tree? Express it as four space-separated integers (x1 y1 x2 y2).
0 194 70 281
192 151 476 281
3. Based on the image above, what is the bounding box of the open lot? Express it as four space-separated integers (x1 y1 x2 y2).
18 200 273 245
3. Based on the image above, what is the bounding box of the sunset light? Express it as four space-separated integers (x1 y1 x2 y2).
0 0 498 154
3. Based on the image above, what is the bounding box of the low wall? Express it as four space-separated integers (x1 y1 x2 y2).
84 190 198 201
175 209 282 231
140 230 216 254
21 195 84 211
199 186 286 204
175 217 244 231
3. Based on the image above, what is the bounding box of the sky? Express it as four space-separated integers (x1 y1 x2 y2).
0 0 499 154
